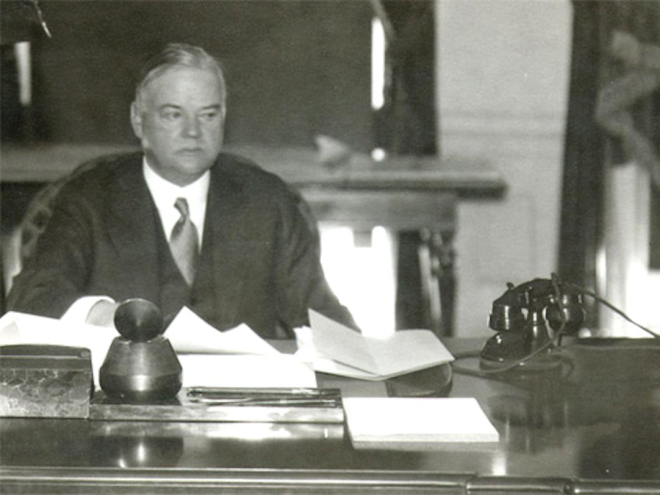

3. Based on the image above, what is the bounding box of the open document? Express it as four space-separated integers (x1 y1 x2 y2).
297 310 454 381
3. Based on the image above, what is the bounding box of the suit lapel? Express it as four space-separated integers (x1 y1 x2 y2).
107 156 162 303
201 156 249 327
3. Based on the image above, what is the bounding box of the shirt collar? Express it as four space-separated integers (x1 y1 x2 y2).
143 159 210 200
142 157 210 242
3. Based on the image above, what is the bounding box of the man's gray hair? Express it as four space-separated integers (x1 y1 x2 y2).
134 43 227 106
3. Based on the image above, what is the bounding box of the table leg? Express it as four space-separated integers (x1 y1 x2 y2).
419 229 455 337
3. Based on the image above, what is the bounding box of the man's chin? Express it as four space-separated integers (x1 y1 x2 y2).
173 155 216 172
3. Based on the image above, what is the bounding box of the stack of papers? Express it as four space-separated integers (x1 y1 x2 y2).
167 308 317 388
177 354 316 389
166 307 280 355
343 397 500 449
297 310 454 380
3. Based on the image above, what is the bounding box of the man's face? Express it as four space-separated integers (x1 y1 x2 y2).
131 66 226 186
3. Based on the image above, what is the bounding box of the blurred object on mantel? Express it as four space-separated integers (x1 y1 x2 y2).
1 143 506 198
314 134 352 170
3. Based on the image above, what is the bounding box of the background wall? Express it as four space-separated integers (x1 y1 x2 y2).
437 0 572 337
26 1 373 151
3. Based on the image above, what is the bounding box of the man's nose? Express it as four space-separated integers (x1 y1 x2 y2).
182 116 201 137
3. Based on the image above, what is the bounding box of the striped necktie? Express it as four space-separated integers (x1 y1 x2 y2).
169 197 199 286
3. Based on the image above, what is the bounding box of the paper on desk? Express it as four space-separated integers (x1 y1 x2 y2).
343 397 500 449
178 354 317 388
169 308 314 388
166 307 279 355
294 331 390 381
0 311 117 385
301 310 454 380
305 356 383 381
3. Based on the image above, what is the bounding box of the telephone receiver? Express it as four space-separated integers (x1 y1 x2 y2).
480 277 585 370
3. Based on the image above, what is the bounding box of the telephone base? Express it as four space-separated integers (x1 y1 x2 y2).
480 331 561 372
479 353 562 373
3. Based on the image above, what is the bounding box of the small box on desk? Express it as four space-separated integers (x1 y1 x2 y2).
0 345 93 419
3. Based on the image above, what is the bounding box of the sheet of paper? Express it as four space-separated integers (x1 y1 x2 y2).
307 310 377 373
166 307 279 355
0 311 117 386
307 310 454 380
295 326 378 381
178 354 317 388
365 331 455 377
343 397 500 448
307 355 379 380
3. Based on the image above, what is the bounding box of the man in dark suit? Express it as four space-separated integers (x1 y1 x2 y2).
7 43 357 338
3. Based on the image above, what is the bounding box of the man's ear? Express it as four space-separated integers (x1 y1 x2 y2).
130 101 143 139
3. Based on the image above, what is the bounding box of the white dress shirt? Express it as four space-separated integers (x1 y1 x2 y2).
61 158 211 325
142 159 210 247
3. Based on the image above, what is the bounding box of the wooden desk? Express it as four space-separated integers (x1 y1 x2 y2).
1 144 506 335
1 338 660 494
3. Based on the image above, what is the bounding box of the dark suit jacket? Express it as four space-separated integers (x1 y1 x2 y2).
7 152 356 338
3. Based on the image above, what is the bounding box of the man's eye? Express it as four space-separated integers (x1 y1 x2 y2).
161 110 182 121
199 111 219 122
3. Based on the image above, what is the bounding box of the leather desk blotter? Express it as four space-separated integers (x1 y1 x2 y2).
0 344 93 418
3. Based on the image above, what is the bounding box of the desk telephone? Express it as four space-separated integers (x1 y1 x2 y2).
480 276 586 370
